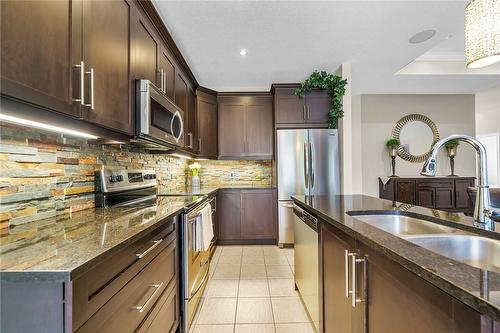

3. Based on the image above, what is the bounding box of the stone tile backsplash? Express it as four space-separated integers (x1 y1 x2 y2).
0 124 272 229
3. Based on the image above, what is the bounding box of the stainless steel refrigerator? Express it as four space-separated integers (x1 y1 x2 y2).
277 128 340 246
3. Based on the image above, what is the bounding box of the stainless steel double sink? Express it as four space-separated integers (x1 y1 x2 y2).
352 214 500 273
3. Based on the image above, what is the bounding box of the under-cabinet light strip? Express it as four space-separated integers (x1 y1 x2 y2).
0 114 99 139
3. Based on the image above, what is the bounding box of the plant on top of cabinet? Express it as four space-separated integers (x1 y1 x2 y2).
294 70 347 129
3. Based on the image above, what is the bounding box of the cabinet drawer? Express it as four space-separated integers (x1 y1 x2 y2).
137 284 179 333
73 219 176 330
416 180 454 188
76 237 178 333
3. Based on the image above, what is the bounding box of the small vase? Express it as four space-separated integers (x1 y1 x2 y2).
192 175 200 188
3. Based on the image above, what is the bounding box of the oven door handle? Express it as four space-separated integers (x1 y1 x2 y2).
170 110 184 143
188 258 210 300
113 195 157 208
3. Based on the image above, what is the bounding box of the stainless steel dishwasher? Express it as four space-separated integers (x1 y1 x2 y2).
293 203 319 332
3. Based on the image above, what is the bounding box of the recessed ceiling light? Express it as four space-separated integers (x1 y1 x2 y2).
239 49 247 56
409 30 436 44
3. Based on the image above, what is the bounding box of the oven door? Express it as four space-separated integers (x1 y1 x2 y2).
137 80 184 147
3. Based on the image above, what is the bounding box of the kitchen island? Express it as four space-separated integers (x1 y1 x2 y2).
293 194 500 332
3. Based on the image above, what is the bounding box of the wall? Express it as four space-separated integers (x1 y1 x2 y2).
0 124 272 229
475 85 500 186
359 94 476 196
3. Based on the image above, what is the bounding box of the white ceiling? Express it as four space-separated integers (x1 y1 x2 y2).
153 0 500 94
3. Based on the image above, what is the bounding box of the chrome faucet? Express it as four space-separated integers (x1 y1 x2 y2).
421 134 498 230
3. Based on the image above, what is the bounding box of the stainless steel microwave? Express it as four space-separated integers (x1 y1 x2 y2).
135 79 184 148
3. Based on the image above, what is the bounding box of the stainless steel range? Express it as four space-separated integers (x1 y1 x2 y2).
95 169 216 333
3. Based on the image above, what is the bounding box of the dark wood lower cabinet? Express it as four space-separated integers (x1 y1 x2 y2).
320 219 491 333
0 217 179 333
217 189 277 244
379 177 475 213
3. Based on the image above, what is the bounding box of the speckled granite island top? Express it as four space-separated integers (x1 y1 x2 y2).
292 194 500 321
0 196 200 282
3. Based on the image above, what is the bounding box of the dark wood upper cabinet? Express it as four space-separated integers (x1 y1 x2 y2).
196 88 218 158
218 94 273 159
218 101 246 156
273 85 330 127
184 88 197 151
159 47 176 101
1 0 82 118
82 0 133 134
305 90 330 124
240 190 276 239
175 71 188 115
131 6 160 86
274 87 306 125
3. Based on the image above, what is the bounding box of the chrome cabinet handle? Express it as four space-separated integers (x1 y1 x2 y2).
133 282 164 313
160 69 165 92
304 140 309 188
303 105 306 119
187 133 193 149
351 253 366 308
345 250 355 299
307 105 310 120
84 67 95 110
136 239 163 259
198 138 202 153
72 61 85 105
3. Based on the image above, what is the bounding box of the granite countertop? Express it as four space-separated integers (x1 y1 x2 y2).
159 184 277 196
292 194 500 321
0 196 199 282
0 184 276 282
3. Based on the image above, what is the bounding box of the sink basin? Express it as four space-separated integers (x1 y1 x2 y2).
352 214 462 236
404 234 500 273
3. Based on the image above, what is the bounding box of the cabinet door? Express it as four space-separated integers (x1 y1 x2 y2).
197 92 218 158
395 180 415 204
320 222 353 333
274 88 306 124
1 0 82 117
364 245 483 333
240 190 276 239
217 191 241 240
305 90 330 124
455 179 474 209
159 47 176 101
83 0 133 134
175 71 188 113
435 188 454 209
132 7 160 86
417 188 435 208
218 102 246 157
185 88 197 151
246 99 273 158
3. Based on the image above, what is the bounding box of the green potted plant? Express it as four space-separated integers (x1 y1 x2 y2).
294 71 348 129
386 139 400 177
444 139 460 177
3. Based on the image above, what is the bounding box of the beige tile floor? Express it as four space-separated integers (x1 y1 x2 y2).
190 245 315 333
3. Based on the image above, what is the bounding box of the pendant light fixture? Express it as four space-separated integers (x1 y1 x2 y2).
465 0 500 68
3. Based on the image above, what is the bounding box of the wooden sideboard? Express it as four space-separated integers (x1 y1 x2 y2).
379 177 475 213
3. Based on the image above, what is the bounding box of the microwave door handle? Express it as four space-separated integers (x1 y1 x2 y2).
170 110 184 143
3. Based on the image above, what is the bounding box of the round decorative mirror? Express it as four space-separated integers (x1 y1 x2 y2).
391 114 440 163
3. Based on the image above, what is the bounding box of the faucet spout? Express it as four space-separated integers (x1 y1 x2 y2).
421 134 494 230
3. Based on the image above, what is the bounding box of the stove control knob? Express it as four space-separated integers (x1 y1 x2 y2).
109 175 117 183
116 175 124 182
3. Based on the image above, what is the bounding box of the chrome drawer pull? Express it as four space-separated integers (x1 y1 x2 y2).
133 282 164 313
351 254 366 308
136 239 163 259
345 250 355 299
72 61 85 105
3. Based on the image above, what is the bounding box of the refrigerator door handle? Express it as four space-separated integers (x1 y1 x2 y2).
304 140 309 188
310 141 315 189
